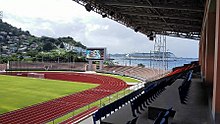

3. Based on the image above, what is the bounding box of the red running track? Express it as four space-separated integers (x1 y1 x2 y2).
0 72 128 124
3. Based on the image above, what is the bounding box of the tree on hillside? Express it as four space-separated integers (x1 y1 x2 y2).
42 42 56 51
137 63 145 68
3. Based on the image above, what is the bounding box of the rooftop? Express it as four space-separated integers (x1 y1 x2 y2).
73 0 205 40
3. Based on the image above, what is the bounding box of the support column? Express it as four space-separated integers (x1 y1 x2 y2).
212 0 220 122
205 11 216 84
88 60 93 71
99 60 103 70
199 38 202 65
201 27 207 79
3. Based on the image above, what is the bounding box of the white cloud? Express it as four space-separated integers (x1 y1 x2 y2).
0 0 199 58
166 37 199 58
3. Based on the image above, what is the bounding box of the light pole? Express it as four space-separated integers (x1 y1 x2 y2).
0 44 2 63
40 52 44 62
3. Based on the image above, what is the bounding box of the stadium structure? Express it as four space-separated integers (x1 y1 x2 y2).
0 0 220 124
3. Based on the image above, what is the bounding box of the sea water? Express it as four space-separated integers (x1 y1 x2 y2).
111 57 198 70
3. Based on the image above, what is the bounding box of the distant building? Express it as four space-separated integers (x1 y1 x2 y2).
126 51 176 60
62 42 86 53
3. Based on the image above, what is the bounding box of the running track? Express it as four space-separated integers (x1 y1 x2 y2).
0 72 128 124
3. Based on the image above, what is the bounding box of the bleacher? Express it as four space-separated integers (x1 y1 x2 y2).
92 61 200 124
153 107 175 124
100 65 167 81
178 70 193 104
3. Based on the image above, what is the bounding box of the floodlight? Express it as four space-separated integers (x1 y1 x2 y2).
85 3 92 12
134 26 141 32
109 11 115 16
102 14 107 18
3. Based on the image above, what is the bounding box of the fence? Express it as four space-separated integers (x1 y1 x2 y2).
47 73 166 124
0 64 6 71
8 61 87 71
47 88 132 124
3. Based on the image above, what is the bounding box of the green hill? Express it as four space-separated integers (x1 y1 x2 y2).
0 20 87 63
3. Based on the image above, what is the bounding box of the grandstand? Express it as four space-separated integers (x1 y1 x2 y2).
99 65 168 81
90 61 207 124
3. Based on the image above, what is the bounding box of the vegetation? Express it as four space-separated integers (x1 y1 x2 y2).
137 63 145 68
0 75 98 114
0 49 87 63
0 21 87 63
99 73 141 83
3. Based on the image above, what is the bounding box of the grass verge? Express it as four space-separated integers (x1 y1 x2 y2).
98 73 141 83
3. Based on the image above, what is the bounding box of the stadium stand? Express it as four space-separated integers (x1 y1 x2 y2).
99 65 167 81
153 107 175 124
126 117 138 124
92 61 200 124
178 70 193 104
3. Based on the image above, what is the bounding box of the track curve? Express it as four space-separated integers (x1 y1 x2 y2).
0 72 128 124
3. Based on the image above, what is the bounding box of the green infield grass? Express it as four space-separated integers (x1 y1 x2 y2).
0 75 98 114
98 73 141 83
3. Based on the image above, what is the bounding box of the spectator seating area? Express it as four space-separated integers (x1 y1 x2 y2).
92 61 200 124
178 70 193 104
131 83 166 117
153 107 175 124
99 65 167 81
127 117 138 124
8 61 87 71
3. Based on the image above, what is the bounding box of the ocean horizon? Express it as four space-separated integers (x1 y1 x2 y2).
111 56 198 70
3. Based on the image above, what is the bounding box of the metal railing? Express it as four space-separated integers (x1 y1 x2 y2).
47 88 132 124
47 73 167 124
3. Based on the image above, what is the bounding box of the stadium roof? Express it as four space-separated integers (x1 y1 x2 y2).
72 0 205 40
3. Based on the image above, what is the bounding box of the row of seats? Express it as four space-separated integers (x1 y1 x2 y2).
100 65 166 81
178 70 193 104
128 63 198 123
131 84 166 117
92 61 200 124
129 67 186 118
93 66 181 124
154 107 174 124
93 84 145 123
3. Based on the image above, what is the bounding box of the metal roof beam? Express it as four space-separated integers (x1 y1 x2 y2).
141 26 200 33
101 1 204 12
133 20 201 29
122 12 202 22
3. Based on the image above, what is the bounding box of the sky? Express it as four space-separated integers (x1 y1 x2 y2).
0 0 199 58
